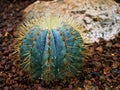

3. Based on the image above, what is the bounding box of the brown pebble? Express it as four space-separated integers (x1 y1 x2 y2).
106 41 112 47
4 86 9 90
35 80 40 84
8 73 12 78
11 66 16 73
14 87 21 90
0 33 2 38
18 70 24 77
68 84 73 90
103 67 111 75
113 43 120 48
1 60 6 65
96 46 103 52
38 86 44 90
112 61 119 69
77 87 82 90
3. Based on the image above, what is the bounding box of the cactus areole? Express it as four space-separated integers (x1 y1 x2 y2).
17 16 85 81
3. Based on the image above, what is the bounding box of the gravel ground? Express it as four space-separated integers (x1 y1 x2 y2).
0 0 120 90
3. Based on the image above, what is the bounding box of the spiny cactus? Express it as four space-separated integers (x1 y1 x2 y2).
16 16 85 81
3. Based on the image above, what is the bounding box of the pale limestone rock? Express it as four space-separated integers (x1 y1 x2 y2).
23 0 120 43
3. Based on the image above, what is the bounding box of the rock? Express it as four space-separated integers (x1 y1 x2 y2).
112 61 119 69
113 43 120 48
18 70 24 77
68 84 73 90
1 60 6 65
23 1 39 15
14 88 21 90
22 0 120 43
11 66 16 73
5 64 11 71
77 87 83 90
96 46 103 52
4 86 9 90
91 72 100 78
38 86 44 90
106 41 112 47
0 33 2 38
103 67 111 75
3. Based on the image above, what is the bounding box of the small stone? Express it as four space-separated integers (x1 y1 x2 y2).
91 72 100 78
8 73 12 78
0 33 2 38
38 86 44 90
7 27 13 32
96 46 103 52
93 55 99 61
68 84 73 90
18 70 24 77
106 41 112 47
84 85 92 90
35 80 40 84
14 88 21 90
1 60 6 65
100 75 105 80
77 87 82 90
103 67 111 75
11 66 16 73
113 43 120 48
112 61 119 69
5 64 11 71
94 62 102 68
4 86 9 90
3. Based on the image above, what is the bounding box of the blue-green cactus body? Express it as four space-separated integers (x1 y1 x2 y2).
20 23 85 81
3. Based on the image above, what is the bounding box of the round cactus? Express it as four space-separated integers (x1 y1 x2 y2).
16 16 85 81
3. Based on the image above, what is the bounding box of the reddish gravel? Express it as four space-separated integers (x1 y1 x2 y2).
0 0 120 90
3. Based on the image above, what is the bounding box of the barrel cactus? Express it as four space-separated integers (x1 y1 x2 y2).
16 16 85 81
